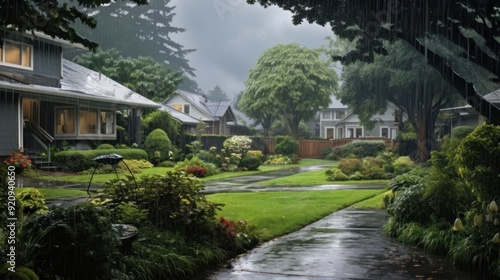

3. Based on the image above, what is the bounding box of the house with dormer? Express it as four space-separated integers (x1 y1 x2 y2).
0 31 160 161
163 89 236 135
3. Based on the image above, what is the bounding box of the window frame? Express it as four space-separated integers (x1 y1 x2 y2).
0 40 33 70
55 106 77 136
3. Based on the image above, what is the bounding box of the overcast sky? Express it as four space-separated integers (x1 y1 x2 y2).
169 0 335 97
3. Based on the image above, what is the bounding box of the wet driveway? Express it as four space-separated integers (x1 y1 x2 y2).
208 208 482 280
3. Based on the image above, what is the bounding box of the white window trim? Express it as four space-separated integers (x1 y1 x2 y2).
321 110 332 120
346 126 364 138
380 126 390 138
324 126 335 139
337 126 345 139
1 40 34 70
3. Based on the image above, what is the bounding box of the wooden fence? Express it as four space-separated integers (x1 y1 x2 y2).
298 137 396 158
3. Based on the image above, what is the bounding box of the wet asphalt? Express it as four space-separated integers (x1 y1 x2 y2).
19 164 485 279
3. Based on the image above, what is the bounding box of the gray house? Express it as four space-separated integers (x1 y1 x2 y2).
163 90 236 135
318 96 405 140
0 31 160 157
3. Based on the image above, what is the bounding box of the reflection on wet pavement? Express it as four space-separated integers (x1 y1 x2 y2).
208 209 483 280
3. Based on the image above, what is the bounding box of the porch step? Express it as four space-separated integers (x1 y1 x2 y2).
25 152 61 172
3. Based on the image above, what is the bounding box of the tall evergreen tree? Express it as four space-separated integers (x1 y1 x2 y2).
208 85 230 102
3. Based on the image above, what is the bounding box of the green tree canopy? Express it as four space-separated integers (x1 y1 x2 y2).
246 0 500 125
239 44 338 138
73 49 184 102
338 39 460 161
0 0 147 50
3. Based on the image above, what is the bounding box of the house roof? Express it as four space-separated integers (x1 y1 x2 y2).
328 95 348 109
159 104 201 125
0 59 160 109
167 89 235 121
484 88 500 104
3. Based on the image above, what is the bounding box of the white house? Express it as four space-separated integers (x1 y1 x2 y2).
318 96 405 140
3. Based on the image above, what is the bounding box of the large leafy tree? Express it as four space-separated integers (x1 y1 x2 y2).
0 0 147 50
239 44 338 138
339 40 460 161
73 49 184 102
246 0 500 125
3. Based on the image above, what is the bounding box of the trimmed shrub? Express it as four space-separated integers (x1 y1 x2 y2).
175 156 217 176
20 204 120 280
223 135 252 155
325 167 348 181
142 110 180 142
96 143 114 149
247 150 264 161
264 155 292 165
158 160 176 167
451 126 474 140
275 136 299 156
186 166 207 177
144 129 172 165
349 171 365 180
337 158 363 175
341 140 387 158
54 149 148 172
239 155 261 171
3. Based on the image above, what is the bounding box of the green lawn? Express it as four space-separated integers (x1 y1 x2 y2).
16 188 87 200
257 168 391 186
38 159 333 184
208 189 385 240
353 190 390 209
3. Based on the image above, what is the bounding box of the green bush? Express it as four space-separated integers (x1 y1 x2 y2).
451 126 475 140
320 146 334 159
94 171 222 236
264 154 292 165
54 149 148 172
175 156 218 176
341 140 387 158
386 184 430 224
158 160 176 167
96 143 114 149
325 167 348 181
348 171 365 180
456 123 500 203
337 158 363 175
392 156 414 175
142 111 180 143
239 155 261 171
275 136 299 156
20 204 120 280
362 157 388 179
17 188 48 215
143 129 172 165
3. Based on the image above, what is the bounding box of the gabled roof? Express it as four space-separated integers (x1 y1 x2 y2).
159 104 201 125
165 89 235 121
327 95 348 109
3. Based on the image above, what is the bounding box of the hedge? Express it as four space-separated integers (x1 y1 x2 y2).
54 148 148 172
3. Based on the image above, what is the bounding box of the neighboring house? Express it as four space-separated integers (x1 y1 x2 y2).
159 104 201 134
0 31 160 157
318 96 405 140
163 90 236 135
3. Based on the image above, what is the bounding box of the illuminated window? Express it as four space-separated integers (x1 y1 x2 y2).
2 41 32 69
56 107 76 134
173 104 182 112
79 108 98 134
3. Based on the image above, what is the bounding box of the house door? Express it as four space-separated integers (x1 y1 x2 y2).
22 98 40 126
326 128 334 139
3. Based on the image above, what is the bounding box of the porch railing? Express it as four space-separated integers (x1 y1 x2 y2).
25 120 54 161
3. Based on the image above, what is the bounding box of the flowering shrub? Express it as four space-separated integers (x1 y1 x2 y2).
219 216 238 237
186 166 207 177
264 154 292 165
4 149 32 172
223 135 252 155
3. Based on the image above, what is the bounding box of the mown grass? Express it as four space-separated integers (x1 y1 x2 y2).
257 168 391 186
16 187 87 199
37 159 332 184
353 190 390 209
208 189 385 241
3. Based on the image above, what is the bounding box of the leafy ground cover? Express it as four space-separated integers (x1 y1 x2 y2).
257 168 391 186
208 189 385 240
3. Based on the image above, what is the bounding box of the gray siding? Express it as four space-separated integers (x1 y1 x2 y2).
33 41 62 78
0 93 20 156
